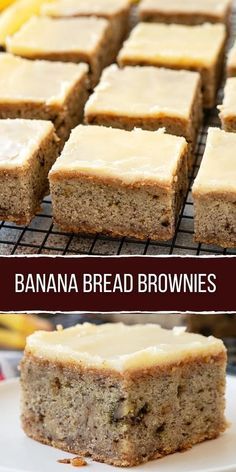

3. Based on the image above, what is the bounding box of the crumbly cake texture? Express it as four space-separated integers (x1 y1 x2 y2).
192 128 236 248
0 53 89 145
85 65 203 169
49 125 188 241
118 22 226 108
0 119 58 225
219 77 236 131
20 323 227 467
6 16 112 87
227 40 236 76
139 0 232 27
41 0 131 54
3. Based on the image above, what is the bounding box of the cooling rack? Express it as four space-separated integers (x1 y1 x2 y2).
0 7 236 257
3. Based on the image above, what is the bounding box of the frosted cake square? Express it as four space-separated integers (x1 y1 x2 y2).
0 53 89 144
49 125 188 241
118 22 226 108
0 119 58 225
21 322 227 467
192 128 236 248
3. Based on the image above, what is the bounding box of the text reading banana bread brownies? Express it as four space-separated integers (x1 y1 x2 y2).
15 272 217 294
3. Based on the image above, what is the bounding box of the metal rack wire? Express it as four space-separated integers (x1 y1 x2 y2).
1 9 236 257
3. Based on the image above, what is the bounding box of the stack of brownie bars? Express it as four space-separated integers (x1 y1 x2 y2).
0 0 235 247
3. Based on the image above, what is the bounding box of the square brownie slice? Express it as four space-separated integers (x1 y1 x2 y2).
6 15 111 87
85 65 202 170
0 119 58 225
20 322 227 467
49 125 188 241
0 53 89 145
41 0 131 53
219 77 236 131
139 0 232 28
192 128 236 248
118 22 226 108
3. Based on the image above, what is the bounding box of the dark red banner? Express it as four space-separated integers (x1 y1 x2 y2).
0 256 235 313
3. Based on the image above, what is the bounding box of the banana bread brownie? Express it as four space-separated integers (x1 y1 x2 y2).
118 22 226 108
0 119 58 225
6 16 111 87
20 322 227 467
192 128 236 248
219 77 236 131
49 125 188 241
41 0 131 54
139 0 232 28
0 53 89 145
85 65 202 170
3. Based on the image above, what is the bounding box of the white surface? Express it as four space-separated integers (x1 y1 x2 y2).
0 377 235 472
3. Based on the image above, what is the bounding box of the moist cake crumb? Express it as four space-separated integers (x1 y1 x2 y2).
58 457 87 467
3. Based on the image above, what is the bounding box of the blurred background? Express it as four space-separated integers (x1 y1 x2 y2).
0 313 235 380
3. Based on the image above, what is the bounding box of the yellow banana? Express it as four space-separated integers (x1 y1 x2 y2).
0 314 52 336
0 327 26 350
0 0 16 12
0 0 55 45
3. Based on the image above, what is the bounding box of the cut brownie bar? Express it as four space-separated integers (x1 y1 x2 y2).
118 22 226 108
139 0 232 28
49 125 188 241
227 40 236 76
219 77 236 131
0 119 58 225
0 53 89 145
41 0 131 54
20 322 227 467
192 128 236 248
6 16 111 87
85 65 202 169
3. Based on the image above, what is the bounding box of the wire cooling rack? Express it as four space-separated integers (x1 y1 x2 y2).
1 9 236 256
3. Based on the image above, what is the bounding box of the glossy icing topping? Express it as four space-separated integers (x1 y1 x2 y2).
140 0 231 16
85 64 201 120
0 119 54 167
192 127 236 193
25 322 225 371
219 77 236 116
50 125 187 185
6 16 108 56
41 0 130 17
118 22 226 68
227 41 236 68
0 53 88 105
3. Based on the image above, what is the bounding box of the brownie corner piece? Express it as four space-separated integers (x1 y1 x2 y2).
192 127 236 248
20 323 227 467
49 125 188 241
0 119 59 225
